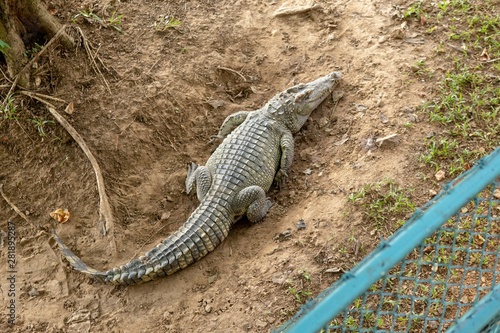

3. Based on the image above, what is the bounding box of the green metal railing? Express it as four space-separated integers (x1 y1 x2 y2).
276 148 500 333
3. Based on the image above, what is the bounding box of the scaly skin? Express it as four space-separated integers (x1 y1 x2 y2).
53 72 342 285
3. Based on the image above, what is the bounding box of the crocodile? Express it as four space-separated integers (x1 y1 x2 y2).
53 71 342 285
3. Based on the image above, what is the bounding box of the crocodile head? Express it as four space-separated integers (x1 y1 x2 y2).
265 71 342 133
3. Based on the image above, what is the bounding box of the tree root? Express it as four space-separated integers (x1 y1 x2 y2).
0 184 48 233
21 94 117 252
1 24 70 109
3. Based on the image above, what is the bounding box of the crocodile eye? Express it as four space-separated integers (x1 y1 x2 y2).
294 90 312 103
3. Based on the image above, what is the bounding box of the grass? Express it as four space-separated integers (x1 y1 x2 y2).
287 271 312 305
349 179 416 232
403 0 500 175
73 9 124 32
332 2 500 330
153 16 182 32
1 97 17 120
31 118 54 137
0 39 11 57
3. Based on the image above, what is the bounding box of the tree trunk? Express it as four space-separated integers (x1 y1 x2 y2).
0 0 74 86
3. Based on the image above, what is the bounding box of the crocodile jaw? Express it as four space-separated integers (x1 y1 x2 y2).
266 71 342 132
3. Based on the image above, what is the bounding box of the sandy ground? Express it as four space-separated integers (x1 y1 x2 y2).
0 0 442 332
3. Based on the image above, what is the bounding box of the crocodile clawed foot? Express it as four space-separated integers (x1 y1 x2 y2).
208 134 223 144
273 170 288 189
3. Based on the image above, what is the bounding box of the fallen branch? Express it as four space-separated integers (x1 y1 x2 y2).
19 90 68 104
23 94 116 249
481 57 500 64
273 2 321 17
46 105 115 242
0 184 48 233
1 24 70 109
216 66 247 82
75 26 111 94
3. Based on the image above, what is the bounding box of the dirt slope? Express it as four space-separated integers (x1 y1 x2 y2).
0 0 439 332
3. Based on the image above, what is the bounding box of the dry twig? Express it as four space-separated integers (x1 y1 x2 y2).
20 90 68 104
216 66 247 82
1 25 70 109
0 184 48 233
272 2 321 17
75 26 111 93
23 94 116 248
46 105 115 244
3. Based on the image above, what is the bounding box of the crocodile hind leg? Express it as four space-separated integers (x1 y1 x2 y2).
233 185 273 223
185 162 212 201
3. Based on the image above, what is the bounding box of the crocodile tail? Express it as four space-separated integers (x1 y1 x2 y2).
51 230 108 283
53 202 232 285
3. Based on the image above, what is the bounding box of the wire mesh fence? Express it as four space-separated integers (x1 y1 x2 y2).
276 148 500 333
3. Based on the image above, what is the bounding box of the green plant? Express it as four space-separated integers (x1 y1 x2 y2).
73 9 103 24
404 1 425 20
0 39 11 57
2 97 17 120
287 286 311 304
412 60 434 77
154 16 182 31
109 11 124 31
350 180 415 230
31 118 54 137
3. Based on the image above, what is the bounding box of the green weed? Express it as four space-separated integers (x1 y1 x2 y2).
287 286 311 304
0 39 11 57
31 118 54 137
349 180 415 231
1 97 17 120
154 16 182 31
108 11 124 32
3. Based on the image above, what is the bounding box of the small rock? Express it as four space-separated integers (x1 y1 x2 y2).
255 319 268 328
273 229 292 242
379 114 389 124
205 305 212 313
318 221 328 228
303 168 313 175
461 207 468 214
207 99 225 110
296 219 306 230
160 212 171 220
390 28 405 39
325 267 342 273
435 170 445 181
460 295 469 303
318 117 329 128
494 189 500 199
207 273 218 284
28 287 40 298
429 189 437 196
272 273 287 285
354 103 368 113
163 311 173 319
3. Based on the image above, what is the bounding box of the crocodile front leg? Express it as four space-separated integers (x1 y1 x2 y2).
185 162 212 201
212 110 252 141
274 131 294 187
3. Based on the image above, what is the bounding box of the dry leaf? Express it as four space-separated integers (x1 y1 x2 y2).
50 208 70 223
420 15 427 26
65 102 74 115
479 48 490 62
35 76 42 87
